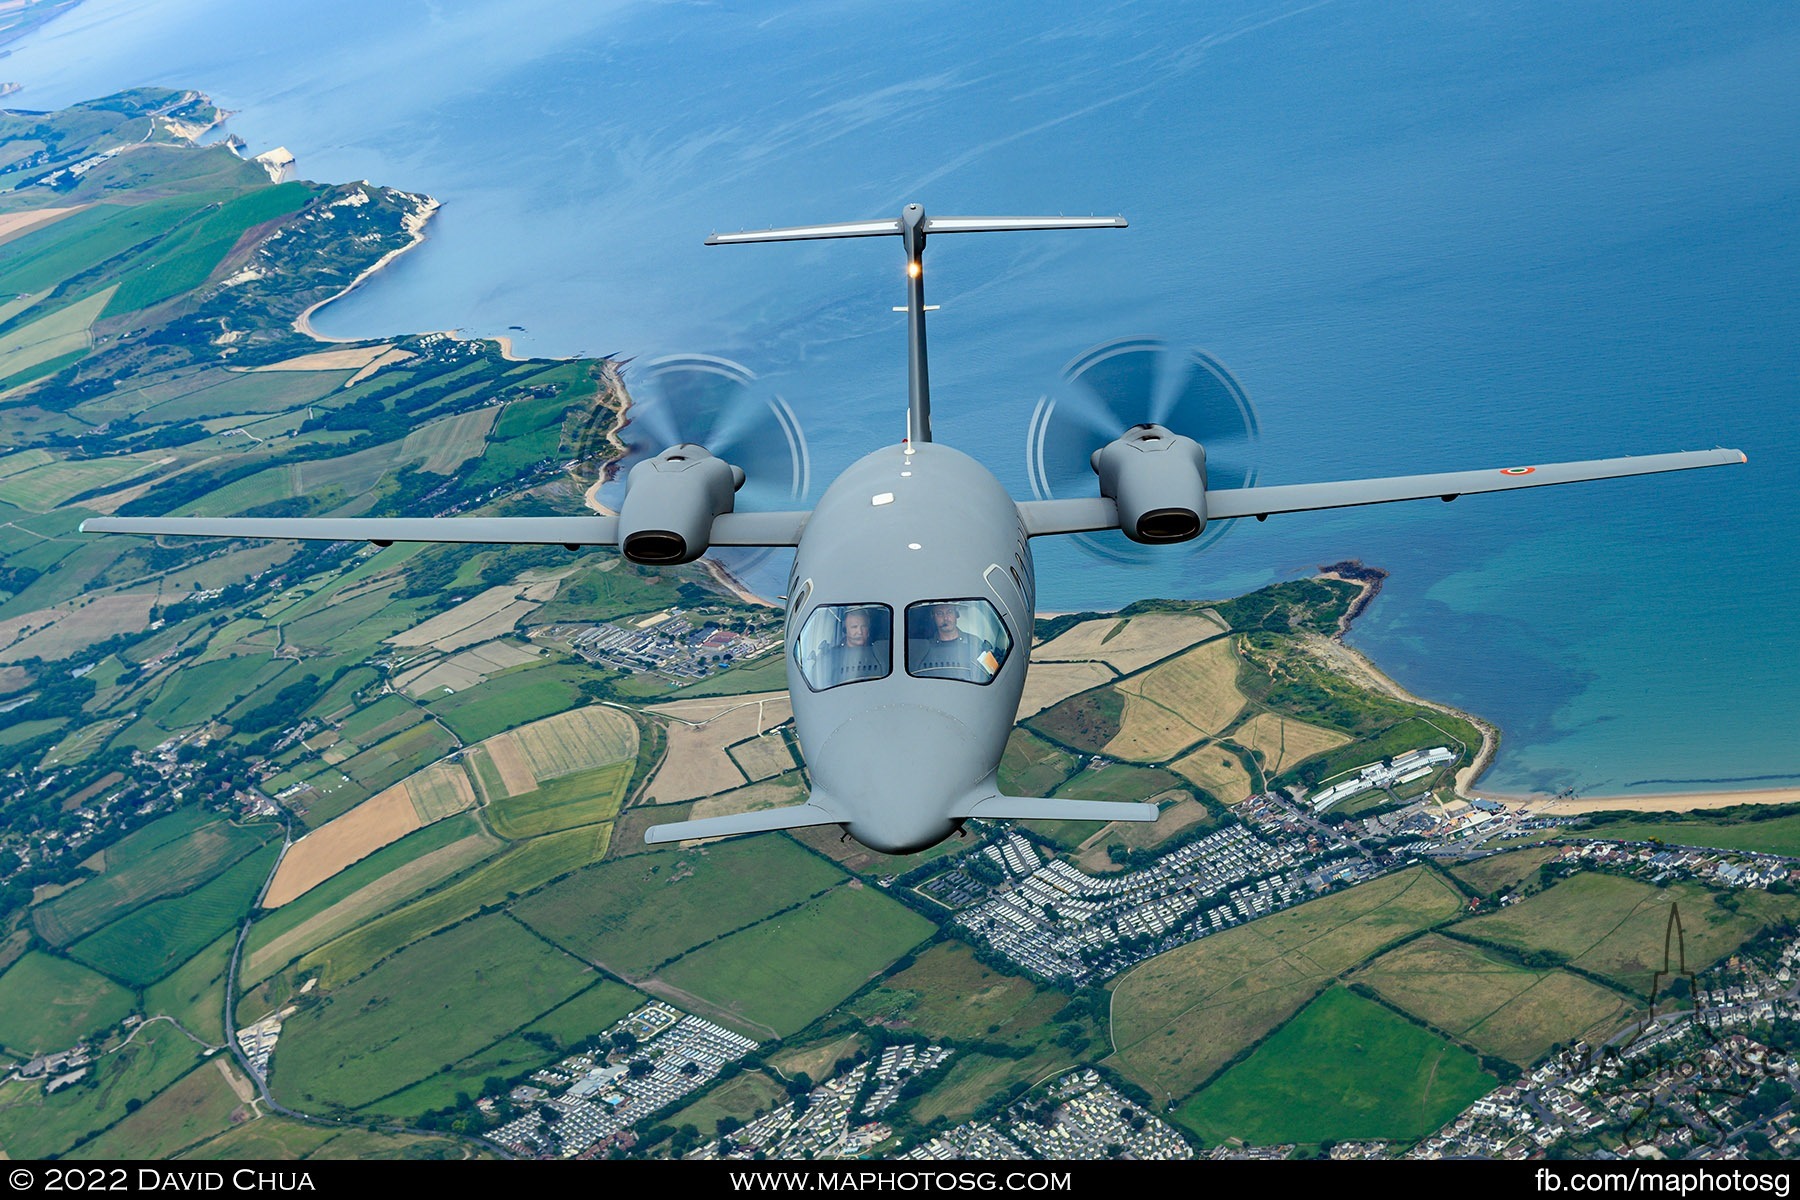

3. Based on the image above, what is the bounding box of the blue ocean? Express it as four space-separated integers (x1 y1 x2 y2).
6 0 1794 799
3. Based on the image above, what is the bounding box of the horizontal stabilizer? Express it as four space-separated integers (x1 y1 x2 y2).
958 794 1159 824
706 214 1124 246
643 801 841 845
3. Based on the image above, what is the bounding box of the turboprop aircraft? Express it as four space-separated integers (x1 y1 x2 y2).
83 204 1746 855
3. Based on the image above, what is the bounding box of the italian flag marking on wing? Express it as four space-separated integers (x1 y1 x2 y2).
1501 466 1536 475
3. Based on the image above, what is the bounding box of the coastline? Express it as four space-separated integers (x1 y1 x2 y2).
291 193 441 342
1317 563 1799 817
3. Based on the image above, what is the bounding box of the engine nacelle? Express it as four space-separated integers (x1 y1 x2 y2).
617 445 745 564
1090 424 1208 544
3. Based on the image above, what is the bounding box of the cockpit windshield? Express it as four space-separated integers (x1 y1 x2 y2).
905 598 1011 684
796 604 892 691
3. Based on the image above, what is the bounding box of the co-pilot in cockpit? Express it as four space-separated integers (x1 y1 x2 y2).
796 598 1011 692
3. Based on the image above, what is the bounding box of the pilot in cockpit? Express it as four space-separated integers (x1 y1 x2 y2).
827 606 887 685
908 601 1003 682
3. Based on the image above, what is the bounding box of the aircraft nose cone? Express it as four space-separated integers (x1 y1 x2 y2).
813 704 977 853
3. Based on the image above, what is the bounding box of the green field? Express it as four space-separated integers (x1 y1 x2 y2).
75 1057 246 1160
847 942 1071 1049
424 662 593 742
31 811 275 947
67 843 278 987
373 977 644 1120
1578 811 1800 859
0 191 237 297
141 655 291 732
1450 846 1568 896
1455 872 1800 996
1173 986 1494 1147
997 728 1078 797
103 181 315 315
0 1020 204 1159
486 761 631 839
508 835 847 978
143 930 237 1048
178 1117 493 1160
0 951 137 1055
269 913 596 1113
1107 867 1466 1103
658 884 937 1039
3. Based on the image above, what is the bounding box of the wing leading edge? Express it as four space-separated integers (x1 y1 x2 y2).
1017 447 1746 537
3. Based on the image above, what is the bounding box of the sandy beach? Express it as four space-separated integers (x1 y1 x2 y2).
291 195 440 342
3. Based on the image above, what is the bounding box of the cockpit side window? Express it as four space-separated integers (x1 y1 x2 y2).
905 598 1011 685
796 604 893 692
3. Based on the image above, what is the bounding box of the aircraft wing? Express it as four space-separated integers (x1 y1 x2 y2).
80 510 812 547
1017 447 1745 536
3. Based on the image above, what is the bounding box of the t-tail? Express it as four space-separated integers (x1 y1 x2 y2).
706 205 1126 445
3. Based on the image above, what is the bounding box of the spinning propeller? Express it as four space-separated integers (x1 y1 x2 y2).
1025 336 1261 561
599 353 812 570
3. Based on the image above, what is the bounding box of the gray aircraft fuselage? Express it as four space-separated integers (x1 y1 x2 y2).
786 442 1032 853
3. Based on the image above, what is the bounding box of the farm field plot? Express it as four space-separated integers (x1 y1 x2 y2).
270 913 596 1114
394 637 541 696
1456 874 1800 996
336 718 458 795
1106 636 1246 761
1033 613 1224 672
249 344 395 373
140 655 290 731
848 942 1067 1047
264 777 436 907
0 285 112 379
296 823 611 989
78 1056 254 1160
492 703 637 784
31 812 273 946
67 843 279 988
656 883 936 1039
387 580 559 651
0 951 136 1055
999 728 1077 798
148 367 355 423
729 730 797 782
1572 814 1800 860
397 404 500 474
1355 934 1636 1067
509 836 845 979
379 979 645 1121
1107 867 1465 1102
1229 710 1352 776
1450 847 1567 896
1014 660 1115 719
685 772 809 824
0 592 157 663
1171 742 1258 804
1173 986 1493 1147
644 692 794 804
244 819 502 984
486 761 629 840
144 931 236 1047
